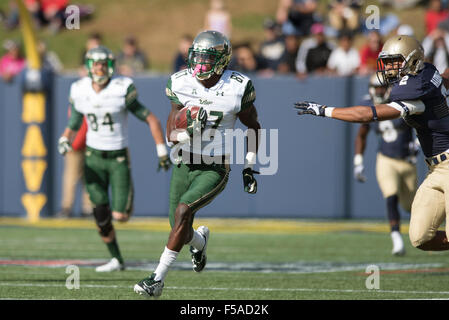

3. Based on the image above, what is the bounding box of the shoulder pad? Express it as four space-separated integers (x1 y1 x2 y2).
110 76 134 88
390 63 440 101
70 77 90 99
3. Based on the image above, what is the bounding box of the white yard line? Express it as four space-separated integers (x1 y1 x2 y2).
1 282 449 296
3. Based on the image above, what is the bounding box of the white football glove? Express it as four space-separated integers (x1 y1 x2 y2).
354 164 366 183
294 101 328 116
58 136 72 155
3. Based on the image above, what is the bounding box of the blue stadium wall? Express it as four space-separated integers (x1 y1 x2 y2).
0 74 428 219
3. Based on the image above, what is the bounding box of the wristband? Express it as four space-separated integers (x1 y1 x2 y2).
324 107 334 118
354 154 363 166
370 106 378 121
156 144 168 157
244 151 257 169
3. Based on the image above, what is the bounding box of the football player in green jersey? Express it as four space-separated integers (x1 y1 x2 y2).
134 31 261 298
58 46 171 272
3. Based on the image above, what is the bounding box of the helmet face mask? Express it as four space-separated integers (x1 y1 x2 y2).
377 55 405 85
376 35 424 85
85 46 115 85
187 30 232 80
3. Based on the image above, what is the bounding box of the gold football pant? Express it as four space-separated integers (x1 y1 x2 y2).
409 153 449 247
375 152 417 212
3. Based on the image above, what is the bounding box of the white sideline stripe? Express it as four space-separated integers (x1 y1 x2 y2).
2 282 449 295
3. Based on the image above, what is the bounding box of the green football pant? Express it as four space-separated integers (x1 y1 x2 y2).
168 162 230 228
84 146 134 214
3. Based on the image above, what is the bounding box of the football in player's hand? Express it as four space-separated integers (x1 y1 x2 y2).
175 106 201 130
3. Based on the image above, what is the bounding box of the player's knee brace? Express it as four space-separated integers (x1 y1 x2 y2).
93 204 113 237
386 195 400 230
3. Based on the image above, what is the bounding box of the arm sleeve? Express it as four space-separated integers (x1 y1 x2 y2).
67 101 83 131
387 100 426 116
125 83 151 121
240 80 256 112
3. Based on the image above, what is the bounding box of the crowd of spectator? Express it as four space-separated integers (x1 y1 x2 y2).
221 0 449 79
2 0 449 82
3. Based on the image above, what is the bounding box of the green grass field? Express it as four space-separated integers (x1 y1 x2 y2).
0 217 448 301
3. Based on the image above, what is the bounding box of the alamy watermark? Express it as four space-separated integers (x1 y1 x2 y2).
65 265 80 290
365 265 380 290
365 5 380 30
169 128 278 175
65 5 80 30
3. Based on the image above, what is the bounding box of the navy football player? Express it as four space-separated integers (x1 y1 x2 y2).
295 35 449 252
354 74 418 256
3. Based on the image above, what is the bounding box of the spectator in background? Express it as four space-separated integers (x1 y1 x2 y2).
116 36 149 76
328 0 362 34
327 30 360 76
26 0 69 33
0 40 26 83
204 0 232 39
173 34 193 72
229 43 270 75
358 30 382 76
79 32 102 77
396 24 415 37
258 18 286 72
305 28 333 75
422 28 449 74
278 34 299 74
57 115 92 219
3 0 20 30
276 0 318 37
425 0 449 35
296 23 334 77
38 40 63 73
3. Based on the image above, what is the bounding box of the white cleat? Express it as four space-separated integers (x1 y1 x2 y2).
134 273 164 299
391 231 405 256
190 225 210 273
95 257 125 272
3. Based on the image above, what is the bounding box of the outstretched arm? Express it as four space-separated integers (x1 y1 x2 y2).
295 101 402 122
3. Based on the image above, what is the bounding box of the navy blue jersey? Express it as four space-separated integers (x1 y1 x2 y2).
360 97 414 159
389 63 449 157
